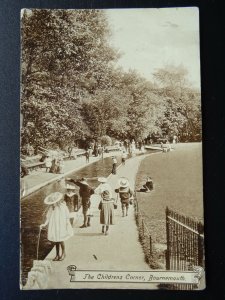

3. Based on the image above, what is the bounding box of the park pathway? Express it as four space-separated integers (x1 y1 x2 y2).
45 154 158 289
21 151 121 198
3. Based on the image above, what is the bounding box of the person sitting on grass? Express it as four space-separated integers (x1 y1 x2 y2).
140 176 154 192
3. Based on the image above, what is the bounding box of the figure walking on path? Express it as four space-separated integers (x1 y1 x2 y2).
58 157 64 174
121 151 127 166
95 177 113 198
98 190 116 235
67 177 94 228
44 155 52 172
85 150 90 163
40 192 73 261
64 182 79 226
115 177 134 217
111 156 117 174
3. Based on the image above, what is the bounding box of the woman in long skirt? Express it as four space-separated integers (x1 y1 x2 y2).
40 192 73 261
111 156 117 175
98 190 115 235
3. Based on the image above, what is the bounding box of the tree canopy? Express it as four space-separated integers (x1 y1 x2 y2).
21 9 202 151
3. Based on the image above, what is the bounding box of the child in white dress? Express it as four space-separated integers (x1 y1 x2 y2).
40 192 73 261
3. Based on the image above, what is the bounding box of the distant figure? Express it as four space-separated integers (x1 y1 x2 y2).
115 177 133 217
85 150 90 163
98 146 103 157
68 146 72 160
140 177 154 192
20 161 29 177
27 143 34 156
71 147 77 160
93 144 98 157
111 156 117 174
88 147 93 157
64 182 79 226
44 155 52 172
50 158 57 173
121 151 127 165
40 192 73 261
98 190 116 235
58 157 64 174
173 135 177 144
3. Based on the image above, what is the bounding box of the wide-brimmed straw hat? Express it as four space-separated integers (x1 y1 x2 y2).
98 177 107 183
146 177 152 181
65 183 77 190
80 178 88 185
44 192 63 205
118 177 129 188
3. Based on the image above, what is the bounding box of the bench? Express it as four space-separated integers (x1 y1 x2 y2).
63 150 86 160
24 161 45 172
21 155 46 174
104 145 121 153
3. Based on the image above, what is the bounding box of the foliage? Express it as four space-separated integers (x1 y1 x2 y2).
100 135 112 146
21 10 202 151
153 65 202 142
82 87 130 139
21 9 119 149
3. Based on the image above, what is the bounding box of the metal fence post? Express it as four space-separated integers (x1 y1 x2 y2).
197 222 204 267
166 206 170 270
149 235 152 257
142 219 144 237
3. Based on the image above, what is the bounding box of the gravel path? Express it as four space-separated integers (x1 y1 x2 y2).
45 154 158 289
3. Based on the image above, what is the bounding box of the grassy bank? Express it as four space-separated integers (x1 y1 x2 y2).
135 143 204 246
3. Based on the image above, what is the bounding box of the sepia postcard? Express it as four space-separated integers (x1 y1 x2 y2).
20 7 205 290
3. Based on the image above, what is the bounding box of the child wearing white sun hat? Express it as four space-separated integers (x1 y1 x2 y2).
40 192 73 261
115 177 134 217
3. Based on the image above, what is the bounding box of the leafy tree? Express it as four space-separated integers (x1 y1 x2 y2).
100 135 112 146
21 9 119 149
82 88 130 139
153 65 201 141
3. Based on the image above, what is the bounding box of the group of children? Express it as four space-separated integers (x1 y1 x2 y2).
44 155 65 174
40 176 135 261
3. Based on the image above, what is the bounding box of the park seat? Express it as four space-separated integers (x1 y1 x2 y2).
104 145 120 153
21 155 45 172
25 161 45 171
75 150 86 157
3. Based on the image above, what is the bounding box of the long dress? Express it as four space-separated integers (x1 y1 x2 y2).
64 193 78 212
111 158 117 174
46 202 73 242
99 200 115 225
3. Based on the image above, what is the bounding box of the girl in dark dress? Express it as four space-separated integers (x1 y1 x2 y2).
111 156 117 174
98 190 115 235
64 183 78 226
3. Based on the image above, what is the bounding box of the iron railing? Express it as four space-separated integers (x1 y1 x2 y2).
165 206 204 290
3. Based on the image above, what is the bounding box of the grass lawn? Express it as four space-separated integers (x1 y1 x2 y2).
135 143 204 245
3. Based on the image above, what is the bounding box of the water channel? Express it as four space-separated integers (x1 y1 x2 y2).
20 151 154 285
